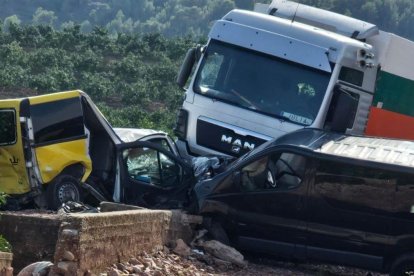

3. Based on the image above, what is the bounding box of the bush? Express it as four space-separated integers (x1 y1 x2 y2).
0 193 11 253
0 193 6 206
0 236 11 253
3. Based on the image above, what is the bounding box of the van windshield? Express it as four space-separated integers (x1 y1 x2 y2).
194 40 331 126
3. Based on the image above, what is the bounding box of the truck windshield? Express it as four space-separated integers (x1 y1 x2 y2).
194 40 331 126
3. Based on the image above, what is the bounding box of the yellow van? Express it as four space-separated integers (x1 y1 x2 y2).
0 90 194 210
0 90 119 209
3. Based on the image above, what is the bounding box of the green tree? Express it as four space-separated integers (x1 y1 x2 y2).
3 15 21 33
32 7 58 26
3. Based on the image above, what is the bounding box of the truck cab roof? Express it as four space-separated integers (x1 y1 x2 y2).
216 9 373 64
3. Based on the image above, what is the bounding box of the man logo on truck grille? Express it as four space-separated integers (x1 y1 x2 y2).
221 135 255 153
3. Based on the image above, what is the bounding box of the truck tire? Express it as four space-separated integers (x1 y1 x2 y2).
46 175 82 210
390 254 414 276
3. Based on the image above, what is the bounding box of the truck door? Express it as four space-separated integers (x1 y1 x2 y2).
307 158 394 270
0 105 31 195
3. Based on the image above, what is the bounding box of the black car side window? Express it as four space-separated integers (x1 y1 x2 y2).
240 152 307 192
316 160 395 212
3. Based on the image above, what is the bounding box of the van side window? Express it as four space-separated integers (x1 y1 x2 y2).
240 152 307 192
31 97 85 144
315 160 395 212
0 109 16 145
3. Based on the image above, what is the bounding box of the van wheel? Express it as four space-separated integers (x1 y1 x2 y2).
390 254 414 276
46 175 82 210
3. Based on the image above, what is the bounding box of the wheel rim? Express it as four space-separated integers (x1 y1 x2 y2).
57 182 80 203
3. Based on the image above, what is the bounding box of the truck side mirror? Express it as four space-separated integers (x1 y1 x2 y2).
327 87 359 133
176 46 203 89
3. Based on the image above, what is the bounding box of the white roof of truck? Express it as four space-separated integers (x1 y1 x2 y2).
317 136 414 168
214 9 372 67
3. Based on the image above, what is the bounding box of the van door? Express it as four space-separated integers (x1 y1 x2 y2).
118 141 193 208
30 96 92 184
307 158 395 270
0 105 31 195
209 150 310 259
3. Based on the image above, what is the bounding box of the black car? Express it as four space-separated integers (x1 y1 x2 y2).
194 128 414 276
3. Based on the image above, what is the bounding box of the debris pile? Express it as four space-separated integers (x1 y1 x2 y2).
101 242 245 276
101 230 247 276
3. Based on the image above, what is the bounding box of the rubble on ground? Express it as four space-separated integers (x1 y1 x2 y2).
100 246 243 276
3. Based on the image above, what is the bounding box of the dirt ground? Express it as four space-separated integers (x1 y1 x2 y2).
101 250 385 276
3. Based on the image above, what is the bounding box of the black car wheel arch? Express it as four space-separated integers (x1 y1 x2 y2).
390 254 414 276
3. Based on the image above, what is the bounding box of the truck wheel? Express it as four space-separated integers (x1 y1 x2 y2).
390 254 414 276
46 175 82 210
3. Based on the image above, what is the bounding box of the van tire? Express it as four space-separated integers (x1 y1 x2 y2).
390 254 414 276
46 175 82 210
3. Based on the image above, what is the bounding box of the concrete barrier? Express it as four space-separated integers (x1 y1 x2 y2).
0 206 202 275
53 210 172 275
0 213 62 271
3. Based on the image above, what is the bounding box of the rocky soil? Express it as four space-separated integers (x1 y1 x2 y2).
99 239 385 276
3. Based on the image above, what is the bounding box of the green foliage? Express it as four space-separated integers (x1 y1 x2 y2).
3 15 21 33
1 0 413 39
0 0 247 37
0 235 11 253
32 7 57 26
0 24 198 133
0 0 413 39
297 0 414 40
0 191 11 254
0 192 7 206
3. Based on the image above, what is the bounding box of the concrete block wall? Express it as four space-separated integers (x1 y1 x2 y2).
0 213 62 271
1 207 202 275
53 210 173 275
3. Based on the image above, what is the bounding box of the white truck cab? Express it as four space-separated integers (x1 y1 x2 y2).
175 0 414 158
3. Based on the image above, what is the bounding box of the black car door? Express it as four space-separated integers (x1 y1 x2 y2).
117 141 193 209
207 149 311 259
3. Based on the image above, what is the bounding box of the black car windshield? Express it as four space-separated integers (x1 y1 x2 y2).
194 40 332 126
